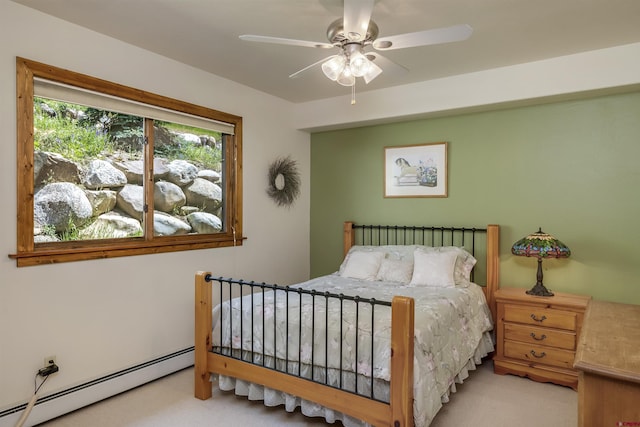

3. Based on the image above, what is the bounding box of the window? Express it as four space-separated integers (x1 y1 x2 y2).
11 58 243 266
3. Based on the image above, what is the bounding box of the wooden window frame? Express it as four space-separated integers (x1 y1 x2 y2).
10 57 244 267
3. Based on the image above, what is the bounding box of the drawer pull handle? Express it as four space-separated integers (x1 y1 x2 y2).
530 314 547 323
530 332 547 341
530 350 546 359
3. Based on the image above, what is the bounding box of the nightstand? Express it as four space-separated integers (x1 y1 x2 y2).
493 287 591 389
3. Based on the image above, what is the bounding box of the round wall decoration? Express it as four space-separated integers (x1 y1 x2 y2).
267 156 301 207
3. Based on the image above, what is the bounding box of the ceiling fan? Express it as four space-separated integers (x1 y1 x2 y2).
239 0 472 92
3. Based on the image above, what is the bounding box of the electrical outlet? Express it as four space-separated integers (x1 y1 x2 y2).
44 355 56 367
38 355 59 377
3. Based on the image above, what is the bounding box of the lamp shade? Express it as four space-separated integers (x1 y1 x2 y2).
362 61 382 84
336 66 355 86
321 55 346 81
349 50 371 77
511 228 571 259
322 45 383 89
511 228 570 297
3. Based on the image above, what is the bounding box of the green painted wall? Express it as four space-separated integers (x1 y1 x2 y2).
310 91 640 304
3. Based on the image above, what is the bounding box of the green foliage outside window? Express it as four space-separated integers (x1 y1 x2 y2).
34 98 223 170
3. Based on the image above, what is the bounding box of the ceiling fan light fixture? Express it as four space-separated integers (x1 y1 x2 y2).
336 66 355 86
349 50 371 77
362 61 382 84
241 2 474 101
321 55 346 81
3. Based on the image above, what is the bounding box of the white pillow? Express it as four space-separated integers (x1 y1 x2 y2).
340 251 385 281
376 259 413 283
409 249 457 287
415 246 477 286
338 245 417 275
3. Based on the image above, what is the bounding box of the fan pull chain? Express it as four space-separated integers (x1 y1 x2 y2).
351 83 356 105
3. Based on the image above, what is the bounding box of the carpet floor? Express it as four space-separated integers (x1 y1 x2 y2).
38 361 577 426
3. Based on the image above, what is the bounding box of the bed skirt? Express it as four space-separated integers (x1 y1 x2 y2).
216 331 494 427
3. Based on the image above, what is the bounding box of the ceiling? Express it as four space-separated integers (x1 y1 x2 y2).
11 0 640 103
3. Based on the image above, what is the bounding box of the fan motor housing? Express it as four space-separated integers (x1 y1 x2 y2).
327 18 379 45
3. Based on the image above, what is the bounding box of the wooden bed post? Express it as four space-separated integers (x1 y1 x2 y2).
390 296 415 427
485 225 500 324
194 271 213 400
344 221 355 258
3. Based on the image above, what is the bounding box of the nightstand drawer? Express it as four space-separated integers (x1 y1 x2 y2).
504 340 575 369
504 323 576 350
504 304 577 331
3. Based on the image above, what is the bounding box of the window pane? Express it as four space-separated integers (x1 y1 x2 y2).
15 58 243 266
153 120 225 236
33 97 145 242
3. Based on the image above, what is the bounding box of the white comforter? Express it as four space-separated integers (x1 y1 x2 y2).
211 274 494 427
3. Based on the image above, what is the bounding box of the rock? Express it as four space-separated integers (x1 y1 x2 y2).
154 211 191 236
197 169 221 183
154 181 186 213
40 102 56 117
82 159 127 189
34 151 81 187
79 212 142 239
116 184 144 220
187 211 222 233
165 159 198 186
34 234 60 243
183 178 222 214
85 189 117 216
153 125 174 149
29 148 224 240
199 135 219 149
178 206 200 215
178 133 202 144
153 158 171 181
113 158 171 184
34 182 93 232
113 159 144 185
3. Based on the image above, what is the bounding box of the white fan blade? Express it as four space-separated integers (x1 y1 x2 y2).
289 55 337 79
372 24 473 50
239 35 334 49
366 52 409 75
343 0 374 42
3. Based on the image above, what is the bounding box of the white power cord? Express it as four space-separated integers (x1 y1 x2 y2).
14 372 51 427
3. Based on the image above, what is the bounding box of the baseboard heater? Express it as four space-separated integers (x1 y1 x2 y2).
0 347 194 427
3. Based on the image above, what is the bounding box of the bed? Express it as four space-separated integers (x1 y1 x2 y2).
195 221 500 426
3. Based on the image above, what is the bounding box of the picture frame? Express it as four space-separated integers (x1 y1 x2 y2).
384 142 448 198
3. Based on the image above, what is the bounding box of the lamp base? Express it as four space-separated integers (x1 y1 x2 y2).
526 283 554 297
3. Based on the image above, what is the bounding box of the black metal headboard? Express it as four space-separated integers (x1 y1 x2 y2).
349 223 489 285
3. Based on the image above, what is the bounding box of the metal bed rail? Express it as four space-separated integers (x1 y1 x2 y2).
206 274 393 402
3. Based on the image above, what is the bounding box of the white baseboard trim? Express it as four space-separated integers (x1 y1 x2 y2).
0 347 194 427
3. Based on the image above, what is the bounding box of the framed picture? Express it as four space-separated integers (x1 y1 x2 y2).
384 142 448 198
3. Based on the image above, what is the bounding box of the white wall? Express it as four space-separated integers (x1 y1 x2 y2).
0 0 310 412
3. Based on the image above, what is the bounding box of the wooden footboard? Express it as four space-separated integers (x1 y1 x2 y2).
194 271 415 427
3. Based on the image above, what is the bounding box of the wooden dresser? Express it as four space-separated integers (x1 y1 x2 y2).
493 287 591 389
574 300 640 427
